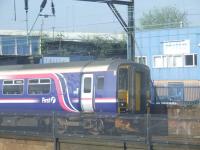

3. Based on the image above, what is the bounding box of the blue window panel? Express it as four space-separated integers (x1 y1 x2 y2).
2 36 15 55
31 37 40 55
17 37 29 55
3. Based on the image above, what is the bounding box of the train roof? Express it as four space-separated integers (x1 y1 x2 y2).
0 59 149 74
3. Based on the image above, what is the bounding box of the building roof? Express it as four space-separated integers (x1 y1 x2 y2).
0 30 125 41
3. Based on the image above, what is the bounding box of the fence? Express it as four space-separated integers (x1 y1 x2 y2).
0 107 200 149
153 86 200 105
0 111 166 149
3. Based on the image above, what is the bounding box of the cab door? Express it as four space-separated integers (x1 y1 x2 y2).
117 65 130 113
135 72 141 112
81 74 94 112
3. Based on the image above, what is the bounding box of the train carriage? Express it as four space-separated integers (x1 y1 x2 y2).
0 59 167 136
0 59 150 114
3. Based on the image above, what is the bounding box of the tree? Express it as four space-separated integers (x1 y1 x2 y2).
139 6 188 29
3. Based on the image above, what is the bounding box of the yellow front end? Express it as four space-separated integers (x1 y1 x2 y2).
118 89 128 113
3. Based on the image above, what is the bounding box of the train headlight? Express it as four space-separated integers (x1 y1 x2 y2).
119 101 127 107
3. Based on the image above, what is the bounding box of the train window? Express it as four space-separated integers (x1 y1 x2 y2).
29 79 38 84
40 79 50 83
118 68 128 90
3 80 13 84
97 76 104 90
3 80 24 95
84 77 91 93
14 80 23 84
28 79 51 95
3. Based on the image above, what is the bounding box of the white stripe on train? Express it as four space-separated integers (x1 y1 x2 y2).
72 98 117 103
0 99 39 103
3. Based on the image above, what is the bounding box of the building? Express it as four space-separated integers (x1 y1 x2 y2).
0 30 126 64
135 26 200 102
0 30 41 64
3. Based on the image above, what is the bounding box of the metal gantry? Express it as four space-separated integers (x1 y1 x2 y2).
77 0 135 61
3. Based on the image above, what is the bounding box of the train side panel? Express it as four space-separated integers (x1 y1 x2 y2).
0 73 82 112
94 71 117 113
0 71 118 113
0 60 151 115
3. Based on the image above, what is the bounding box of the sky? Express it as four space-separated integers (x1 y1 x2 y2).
0 0 199 33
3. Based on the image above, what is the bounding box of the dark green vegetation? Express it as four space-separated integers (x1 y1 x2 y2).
41 35 127 59
139 6 188 29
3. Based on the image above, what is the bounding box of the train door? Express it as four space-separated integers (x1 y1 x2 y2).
135 72 141 112
81 74 95 112
117 65 134 113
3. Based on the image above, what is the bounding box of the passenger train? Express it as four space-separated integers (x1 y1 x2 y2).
0 59 167 136
0 59 151 114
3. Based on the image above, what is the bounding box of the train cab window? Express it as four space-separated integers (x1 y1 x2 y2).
3 80 24 95
84 78 91 93
28 78 51 95
97 76 104 90
118 68 128 90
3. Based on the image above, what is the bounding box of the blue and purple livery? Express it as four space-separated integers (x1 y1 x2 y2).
0 59 150 114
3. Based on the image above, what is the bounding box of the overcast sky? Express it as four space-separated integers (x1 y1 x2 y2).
0 0 199 33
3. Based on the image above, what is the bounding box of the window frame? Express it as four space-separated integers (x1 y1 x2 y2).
153 53 197 68
135 56 147 65
184 53 197 67
173 55 183 67
96 76 105 90
153 55 163 68
2 79 24 95
118 67 129 90
28 78 51 95
83 77 92 93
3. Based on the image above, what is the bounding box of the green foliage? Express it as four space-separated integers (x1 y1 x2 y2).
81 35 127 58
139 6 188 29
41 35 127 58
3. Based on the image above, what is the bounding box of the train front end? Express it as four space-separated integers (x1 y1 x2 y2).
117 63 150 114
